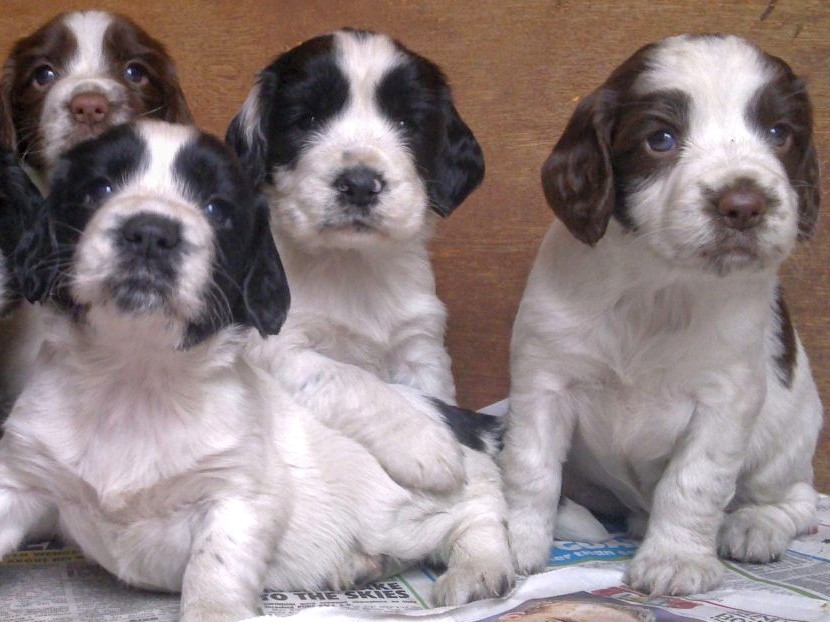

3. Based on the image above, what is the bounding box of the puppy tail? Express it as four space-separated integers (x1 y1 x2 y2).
429 398 504 455
555 497 610 542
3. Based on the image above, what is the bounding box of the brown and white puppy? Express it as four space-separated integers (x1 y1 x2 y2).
0 9 192 185
0 10 192 414
502 34 822 596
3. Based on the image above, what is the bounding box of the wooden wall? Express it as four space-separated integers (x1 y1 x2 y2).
1 1 828 487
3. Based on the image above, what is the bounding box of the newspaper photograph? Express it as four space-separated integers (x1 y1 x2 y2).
3 495 830 621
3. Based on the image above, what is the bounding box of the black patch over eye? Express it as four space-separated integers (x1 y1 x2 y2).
768 123 792 151
32 65 57 88
84 177 114 204
297 113 318 131
203 198 233 228
123 62 148 85
646 129 678 153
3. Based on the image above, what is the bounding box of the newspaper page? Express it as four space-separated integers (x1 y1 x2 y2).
3 496 830 621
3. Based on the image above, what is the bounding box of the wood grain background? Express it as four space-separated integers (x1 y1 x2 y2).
1 1 828 487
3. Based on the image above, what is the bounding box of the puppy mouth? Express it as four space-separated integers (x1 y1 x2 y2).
104 272 174 314
320 213 382 234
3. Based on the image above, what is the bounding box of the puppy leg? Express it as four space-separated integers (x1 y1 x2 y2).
387 327 456 403
626 383 764 596
499 391 576 574
179 498 282 622
432 452 515 606
0 462 54 558
277 347 465 494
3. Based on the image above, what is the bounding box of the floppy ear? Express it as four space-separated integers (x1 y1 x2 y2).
226 76 272 188
541 87 616 246
427 90 485 217
238 199 290 336
795 135 821 241
161 64 194 125
13 197 56 303
0 59 17 153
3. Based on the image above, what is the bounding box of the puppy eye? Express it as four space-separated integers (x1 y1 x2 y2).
646 129 678 154
32 64 57 88
768 123 792 151
298 114 318 131
84 178 114 204
123 62 148 85
203 199 232 228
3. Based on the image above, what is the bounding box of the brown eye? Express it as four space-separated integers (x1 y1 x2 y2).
123 62 148 85
32 64 57 88
768 123 792 152
645 129 678 154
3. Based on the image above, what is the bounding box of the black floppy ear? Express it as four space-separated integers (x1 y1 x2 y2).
238 198 290 336
226 74 273 189
427 90 485 217
795 133 820 241
541 87 616 246
13 198 56 304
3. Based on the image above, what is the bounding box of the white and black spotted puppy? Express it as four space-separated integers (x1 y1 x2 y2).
226 29 489 494
0 121 512 621
502 34 822 596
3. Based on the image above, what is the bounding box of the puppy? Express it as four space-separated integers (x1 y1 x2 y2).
501 34 822 596
227 29 488 493
0 9 193 415
0 121 513 621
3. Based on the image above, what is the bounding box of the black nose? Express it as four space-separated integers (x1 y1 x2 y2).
333 166 385 207
121 213 181 256
715 183 768 231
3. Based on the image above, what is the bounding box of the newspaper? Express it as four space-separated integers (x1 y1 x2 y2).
3 496 829 621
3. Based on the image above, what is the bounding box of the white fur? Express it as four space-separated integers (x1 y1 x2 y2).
0 122 514 620
502 35 822 596
245 30 466 492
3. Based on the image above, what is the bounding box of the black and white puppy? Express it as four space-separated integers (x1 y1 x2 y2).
0 121 512 621
502 34 822 596
227 29 489 493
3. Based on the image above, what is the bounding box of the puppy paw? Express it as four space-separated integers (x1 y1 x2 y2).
626 547 723 596
507 510 551 574
180 602 255 622
375 418 465 494
432 561 515 607
718 506 792 563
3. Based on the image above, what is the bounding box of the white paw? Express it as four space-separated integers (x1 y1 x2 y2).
507 509 551 575
432 560 515 606
718 506 793 563
626 547 723 596
179 602 256 622
376 418 465 494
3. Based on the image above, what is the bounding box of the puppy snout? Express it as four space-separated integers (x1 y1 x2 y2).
70 92 110 127
714 182 768 231
334 166 386 208
121 213 181 257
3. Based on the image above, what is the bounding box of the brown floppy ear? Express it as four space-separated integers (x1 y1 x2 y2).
0 58 17 152
540 87 616 246
795 138 820 240
160 64 193 124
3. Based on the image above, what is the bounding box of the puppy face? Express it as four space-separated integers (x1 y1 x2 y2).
227 29 484 251
24 121 289 347
542 35 819 276
0 150 43 313
0 11 192 174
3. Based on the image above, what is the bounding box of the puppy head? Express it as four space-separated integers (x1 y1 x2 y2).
226 29 484 251
0 10 192 175
0 150 44 313
542 35 819 276
24 121 289 348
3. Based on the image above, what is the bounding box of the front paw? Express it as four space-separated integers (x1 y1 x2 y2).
626 546 724 596
718 506 792 563
180 602 256 622
507 509 551 575
376 418 465 494
432 560 515 607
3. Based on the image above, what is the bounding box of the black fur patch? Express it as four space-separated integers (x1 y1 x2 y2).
773 288 797 388
429 398 503 453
